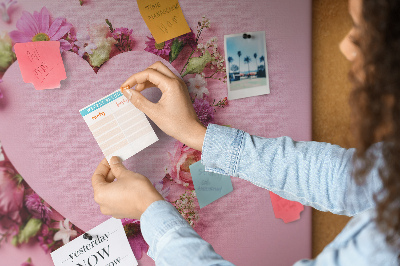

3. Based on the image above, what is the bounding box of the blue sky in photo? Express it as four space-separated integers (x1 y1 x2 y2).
226 32 266 73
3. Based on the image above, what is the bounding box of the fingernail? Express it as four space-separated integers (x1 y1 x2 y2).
110 156 122 165
124 89 133 100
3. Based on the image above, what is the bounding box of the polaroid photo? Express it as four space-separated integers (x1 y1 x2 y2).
224 31 270 100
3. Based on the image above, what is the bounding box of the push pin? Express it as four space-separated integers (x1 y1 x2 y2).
83 233 97 240
243 33 252 39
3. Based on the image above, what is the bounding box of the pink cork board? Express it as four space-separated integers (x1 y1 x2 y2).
0 0 312 265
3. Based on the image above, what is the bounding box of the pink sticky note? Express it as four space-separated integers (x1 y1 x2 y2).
14 41 66 90
269 191 304 223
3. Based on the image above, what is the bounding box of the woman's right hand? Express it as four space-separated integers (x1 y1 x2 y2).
120 61 207 151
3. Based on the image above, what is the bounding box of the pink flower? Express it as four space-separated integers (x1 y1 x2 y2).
193 97 215 127
0 166 24 233
1 0 17 23
168 142 202 190
25 192 52 224
188 74 209 99
122 219 148 260
144 36 172 57
9 7 73 51
178 29 197 49
0 79 3 99
21 257 33 266
112 27 134 52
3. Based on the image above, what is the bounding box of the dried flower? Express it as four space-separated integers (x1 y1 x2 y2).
187 74 209 99
9 7 73 51
25 192 52 224
16 218 42 244
182 50 211 77
0 0 17 23
122 219 148 260
0 31 16 72
21 257 33 266
168 142 201 190
172 190 199 227
0 140 4 161
74 32 97 57
193 97 215 127
144 36 172 57
112 27 134 52
87 25 117 67
53 219 77 245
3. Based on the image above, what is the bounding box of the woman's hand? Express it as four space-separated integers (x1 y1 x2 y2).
120 61 206 151
91 157 164 220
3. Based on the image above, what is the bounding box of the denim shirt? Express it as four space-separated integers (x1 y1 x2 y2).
140 124 399 265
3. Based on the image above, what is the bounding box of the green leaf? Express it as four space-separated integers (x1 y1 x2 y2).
18 218 42 244
182 50 212 77
169 38 184 63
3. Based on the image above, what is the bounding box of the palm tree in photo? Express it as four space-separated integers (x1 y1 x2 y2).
228 56 233 73
253 53 258 73
237 51 242 76
260 55 265 70
244 56 251 77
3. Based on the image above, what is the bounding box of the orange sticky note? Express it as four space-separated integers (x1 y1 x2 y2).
14 41 66 90
137 0 191 44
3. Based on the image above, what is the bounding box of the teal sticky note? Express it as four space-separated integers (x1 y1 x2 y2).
189 161 233 208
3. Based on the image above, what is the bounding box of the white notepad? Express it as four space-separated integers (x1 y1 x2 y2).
79 89 158 162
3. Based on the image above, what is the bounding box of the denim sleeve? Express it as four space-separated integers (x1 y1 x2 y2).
140 200 235 265
201 124 382 216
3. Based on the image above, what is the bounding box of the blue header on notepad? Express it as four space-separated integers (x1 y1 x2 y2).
80 91 123 117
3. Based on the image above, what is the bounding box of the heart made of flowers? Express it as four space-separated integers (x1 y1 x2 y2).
0 51 179 231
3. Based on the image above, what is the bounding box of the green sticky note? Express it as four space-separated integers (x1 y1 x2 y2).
189 161 233 208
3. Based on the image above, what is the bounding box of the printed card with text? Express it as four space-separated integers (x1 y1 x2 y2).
79 90 158 162
51 218 137 266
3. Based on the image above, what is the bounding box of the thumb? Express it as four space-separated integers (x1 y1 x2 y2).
122 88 155 115
109 156 129 178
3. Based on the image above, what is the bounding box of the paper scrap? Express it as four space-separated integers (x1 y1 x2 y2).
189 161 233 208
269 191 304 223
51 218 137 266
79 90 158 162
14 41 66 90
137 0 191 44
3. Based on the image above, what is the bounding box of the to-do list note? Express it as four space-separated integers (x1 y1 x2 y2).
79 90 158 162
137 0 191 43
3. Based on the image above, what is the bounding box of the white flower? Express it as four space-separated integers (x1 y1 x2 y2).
0 140 4 161
75 33 97 57
53 219 77 245
188 74 209 99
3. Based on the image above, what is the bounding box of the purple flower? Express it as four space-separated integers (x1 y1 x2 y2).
9 7 73 51
74 32 97 57
0 166 24 234
144 36 172 57
112 27 134 52
122 219 148 260
193 97 215 127
179 29 197 49
25 192 52 224
0 0 17 23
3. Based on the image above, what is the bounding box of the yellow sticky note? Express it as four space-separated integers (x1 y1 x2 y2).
137 0 191 44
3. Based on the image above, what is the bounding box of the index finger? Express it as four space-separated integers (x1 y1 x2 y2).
120 68 173 94
91 158 111 189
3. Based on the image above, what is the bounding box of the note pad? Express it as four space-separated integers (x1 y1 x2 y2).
79 90 158 161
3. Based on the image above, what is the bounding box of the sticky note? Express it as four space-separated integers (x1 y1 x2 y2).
189 161 233 208
79 90 158 162
137 0 191 44
51 218 137 266
14 41 66 90
269 191 304 223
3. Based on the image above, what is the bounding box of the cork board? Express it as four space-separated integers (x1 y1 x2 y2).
312 0 353 257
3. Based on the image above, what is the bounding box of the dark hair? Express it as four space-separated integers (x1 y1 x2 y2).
350 0 400 255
